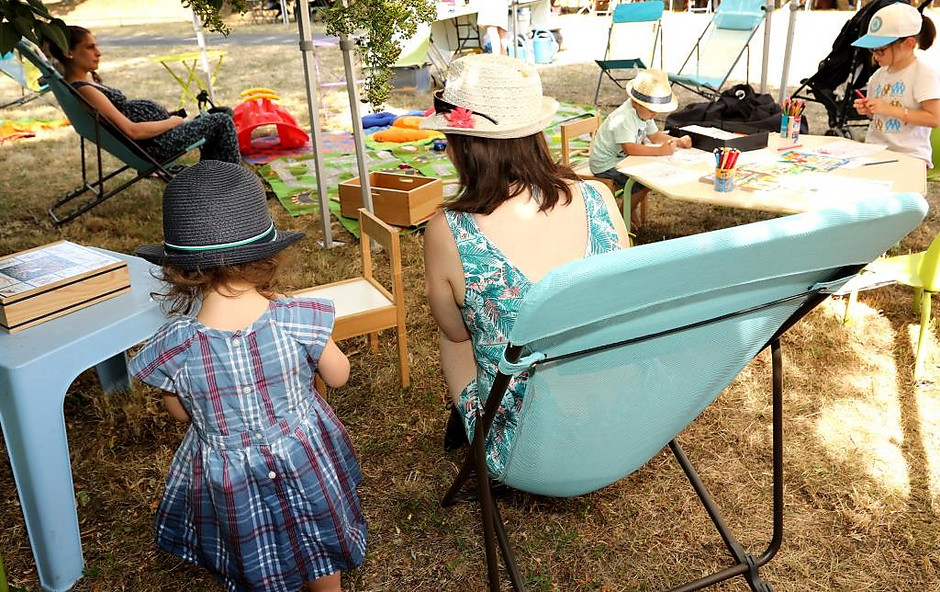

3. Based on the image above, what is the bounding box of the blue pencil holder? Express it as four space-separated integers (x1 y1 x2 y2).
779 114 789 138
714 168 735 192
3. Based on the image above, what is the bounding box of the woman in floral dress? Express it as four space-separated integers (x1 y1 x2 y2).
422 54 632 477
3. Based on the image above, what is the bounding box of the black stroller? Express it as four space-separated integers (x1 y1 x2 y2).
791 0 928 139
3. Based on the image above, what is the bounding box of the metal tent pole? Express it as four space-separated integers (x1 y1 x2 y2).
297 0 335 248
778 0 801 105
191 9 216 103
759 0 773 93
338 0 374 214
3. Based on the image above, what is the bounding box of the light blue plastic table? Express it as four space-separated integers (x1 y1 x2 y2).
0 250 165 592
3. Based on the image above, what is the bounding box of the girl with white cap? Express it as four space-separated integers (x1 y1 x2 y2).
852 2 940 167
589 69 692 228
422 54 631 474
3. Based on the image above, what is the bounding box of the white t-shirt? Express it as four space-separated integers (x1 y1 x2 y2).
475 0 510 30
589 100 659 174
865 57 940 166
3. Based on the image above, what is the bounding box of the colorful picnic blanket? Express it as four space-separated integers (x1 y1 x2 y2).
0 118 69 143
259 102 598 232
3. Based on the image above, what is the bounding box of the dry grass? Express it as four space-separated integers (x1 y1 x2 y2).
1 17 939 592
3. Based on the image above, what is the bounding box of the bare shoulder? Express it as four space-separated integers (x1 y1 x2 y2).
424 210 453 249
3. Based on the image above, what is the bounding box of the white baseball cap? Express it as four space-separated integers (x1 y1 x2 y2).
852 3 922 49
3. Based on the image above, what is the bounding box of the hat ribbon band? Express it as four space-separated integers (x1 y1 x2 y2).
631 88 672 104
163 223 278 253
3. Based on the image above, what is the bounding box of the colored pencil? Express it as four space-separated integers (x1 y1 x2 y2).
862 159 898 166
777 144 802 151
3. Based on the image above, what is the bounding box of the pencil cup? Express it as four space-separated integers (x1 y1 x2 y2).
789 115 801 143
714 168 735 192
779 114 789 138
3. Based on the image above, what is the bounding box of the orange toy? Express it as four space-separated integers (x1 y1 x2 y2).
372 127 443 143
233 88 308 152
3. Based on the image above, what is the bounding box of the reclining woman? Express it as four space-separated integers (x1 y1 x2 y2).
49 25 241 164
422 54 632 474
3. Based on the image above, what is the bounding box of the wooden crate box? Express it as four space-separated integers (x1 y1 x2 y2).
339 172 444 227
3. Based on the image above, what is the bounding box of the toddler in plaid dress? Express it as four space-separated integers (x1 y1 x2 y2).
129 161 366 592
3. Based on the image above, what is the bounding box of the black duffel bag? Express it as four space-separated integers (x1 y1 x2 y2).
665 84 808 135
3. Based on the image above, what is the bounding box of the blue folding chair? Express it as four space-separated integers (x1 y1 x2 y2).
15 41 205 225
0 44 49 110
594 0 664 104
442 192 927 591
667 0 767 100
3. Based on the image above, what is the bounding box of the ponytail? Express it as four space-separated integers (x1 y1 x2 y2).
918 15 935 51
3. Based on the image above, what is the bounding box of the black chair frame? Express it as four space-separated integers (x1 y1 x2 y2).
442 281 848 592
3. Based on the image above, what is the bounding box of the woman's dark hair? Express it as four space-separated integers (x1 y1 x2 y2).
444 132 580 215
48 25 102 83
155 256 282 316
916 15 936 51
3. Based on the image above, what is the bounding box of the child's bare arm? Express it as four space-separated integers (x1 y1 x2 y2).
163 394 191 423
318 339 351 388
621 139 675 156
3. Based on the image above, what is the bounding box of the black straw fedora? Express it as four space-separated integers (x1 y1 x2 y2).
136 161 304 271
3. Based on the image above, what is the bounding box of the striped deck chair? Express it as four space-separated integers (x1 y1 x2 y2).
667 0 767 100
442 192 927 591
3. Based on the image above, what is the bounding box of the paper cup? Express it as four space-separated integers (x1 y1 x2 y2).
714 168 735 192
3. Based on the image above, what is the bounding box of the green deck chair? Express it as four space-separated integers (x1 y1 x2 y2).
442 192 927 591
15 41 205 225
667 0 766 100
593 1 664 105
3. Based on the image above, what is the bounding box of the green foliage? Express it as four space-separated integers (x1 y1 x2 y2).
322 0 437 108
184 0 250 35
0 0 68 55
185 0 436 108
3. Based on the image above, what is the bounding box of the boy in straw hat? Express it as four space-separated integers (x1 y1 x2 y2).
589 68 692 228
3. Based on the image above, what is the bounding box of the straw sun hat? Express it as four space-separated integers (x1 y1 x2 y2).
137 161 304 271
420 53 558 139
627 69 678 113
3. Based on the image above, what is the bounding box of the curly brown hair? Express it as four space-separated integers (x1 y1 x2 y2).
154 256 282 315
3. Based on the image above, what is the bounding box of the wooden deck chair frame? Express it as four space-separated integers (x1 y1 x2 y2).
594 1 664 105
667 0 766 101
441 193 927 591
297 208 410 388
15 41 204 225
559 113 647 228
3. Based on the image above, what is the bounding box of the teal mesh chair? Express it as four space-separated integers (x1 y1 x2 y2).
667 0 766 100
593 0 664 105
15 41 205 225
442 192 927 591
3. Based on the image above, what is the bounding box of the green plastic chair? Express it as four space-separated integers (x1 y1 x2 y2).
15 41 205 225
442 192 927 591
845 232 940 381
0 552 8 592
928 126 940 181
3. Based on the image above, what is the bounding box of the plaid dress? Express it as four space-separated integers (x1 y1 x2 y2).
129 298 366 591
444 182 623 478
